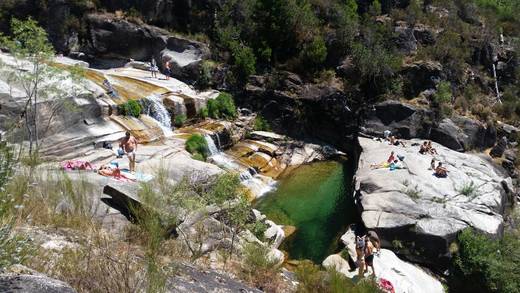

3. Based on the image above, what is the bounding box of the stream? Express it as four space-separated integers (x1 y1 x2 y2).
254 160 357 263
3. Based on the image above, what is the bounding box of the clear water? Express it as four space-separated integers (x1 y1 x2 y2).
255 160 356 263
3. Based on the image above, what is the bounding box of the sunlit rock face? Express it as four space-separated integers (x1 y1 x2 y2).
354 137 512 270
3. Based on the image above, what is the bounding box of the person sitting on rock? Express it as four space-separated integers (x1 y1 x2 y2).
365 239 376 276
387 151 395 163
430 158 436 170
434 162 448 178
164 60 172 80
427 141 438 155
419 141 429 155
356 236 366 277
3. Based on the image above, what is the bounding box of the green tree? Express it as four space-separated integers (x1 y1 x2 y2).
1 18 84 158
1 18 54 155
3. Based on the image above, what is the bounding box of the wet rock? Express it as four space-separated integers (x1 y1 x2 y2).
0 274 76 293
355 137 510 270
490 136 508 158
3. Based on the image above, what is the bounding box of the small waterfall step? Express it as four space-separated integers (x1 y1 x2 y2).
141 94 173 137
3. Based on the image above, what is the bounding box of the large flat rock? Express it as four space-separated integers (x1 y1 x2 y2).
355 137 511 269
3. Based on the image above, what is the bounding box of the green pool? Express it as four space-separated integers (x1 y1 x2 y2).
254 160 357 263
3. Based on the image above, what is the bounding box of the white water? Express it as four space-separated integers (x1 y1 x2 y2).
204 134 276 197
142 94 173 137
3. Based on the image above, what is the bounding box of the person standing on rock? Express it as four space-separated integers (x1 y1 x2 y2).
365 239 376 276
164 60 172 80
356 236 366 277
367 230 381 253
119 131 138 173
150 58 158 78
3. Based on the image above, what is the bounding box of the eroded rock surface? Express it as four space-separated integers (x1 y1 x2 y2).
355 137 511 269
0 274 76 293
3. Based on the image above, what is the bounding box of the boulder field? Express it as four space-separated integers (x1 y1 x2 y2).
354 137 513 270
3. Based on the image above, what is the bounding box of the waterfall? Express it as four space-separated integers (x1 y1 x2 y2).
142 94 173 137
205 134 219 156
204 135 276 197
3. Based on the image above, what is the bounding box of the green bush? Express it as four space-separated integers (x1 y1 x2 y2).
231 43 256 83
253 115 271 131
119 100 142 118
185 134 209 160
199 107 209 119
433 81 452 104
449 228 520 293
300 36 327 70
174 114 187 127
207 92 237 120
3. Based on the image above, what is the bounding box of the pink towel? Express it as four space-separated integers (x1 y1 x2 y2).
61 160 95 171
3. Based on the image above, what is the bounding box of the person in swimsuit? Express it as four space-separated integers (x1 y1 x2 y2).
119 131 138 173
365 239 375 275
356 236 366 277
435 162 448 178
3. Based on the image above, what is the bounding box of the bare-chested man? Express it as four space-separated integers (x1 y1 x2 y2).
119 131 138 173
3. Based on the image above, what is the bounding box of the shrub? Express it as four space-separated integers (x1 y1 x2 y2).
0 222 33 269
241 243 283 291
207 92 237 120
253 115 271 131
174 114 187 127
119 100 142 118
449 228 520 293
199 107 209 119
433 81 452 104
185 134 209 160
457 181 478 198
300 36 327 70
231 43 256 84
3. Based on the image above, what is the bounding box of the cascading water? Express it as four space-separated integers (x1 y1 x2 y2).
204 134 275 197
141 94 173 137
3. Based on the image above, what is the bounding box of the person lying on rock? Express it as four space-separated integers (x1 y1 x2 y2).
427 141 438 155
434 162 448 178
389 136 406 147
119 131 138 173
365 239 376 276
370 151 396 169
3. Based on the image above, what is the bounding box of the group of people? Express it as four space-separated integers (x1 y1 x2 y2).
355 231 381 277
418 140 448 178
150 58 172 80
419 141 438 155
